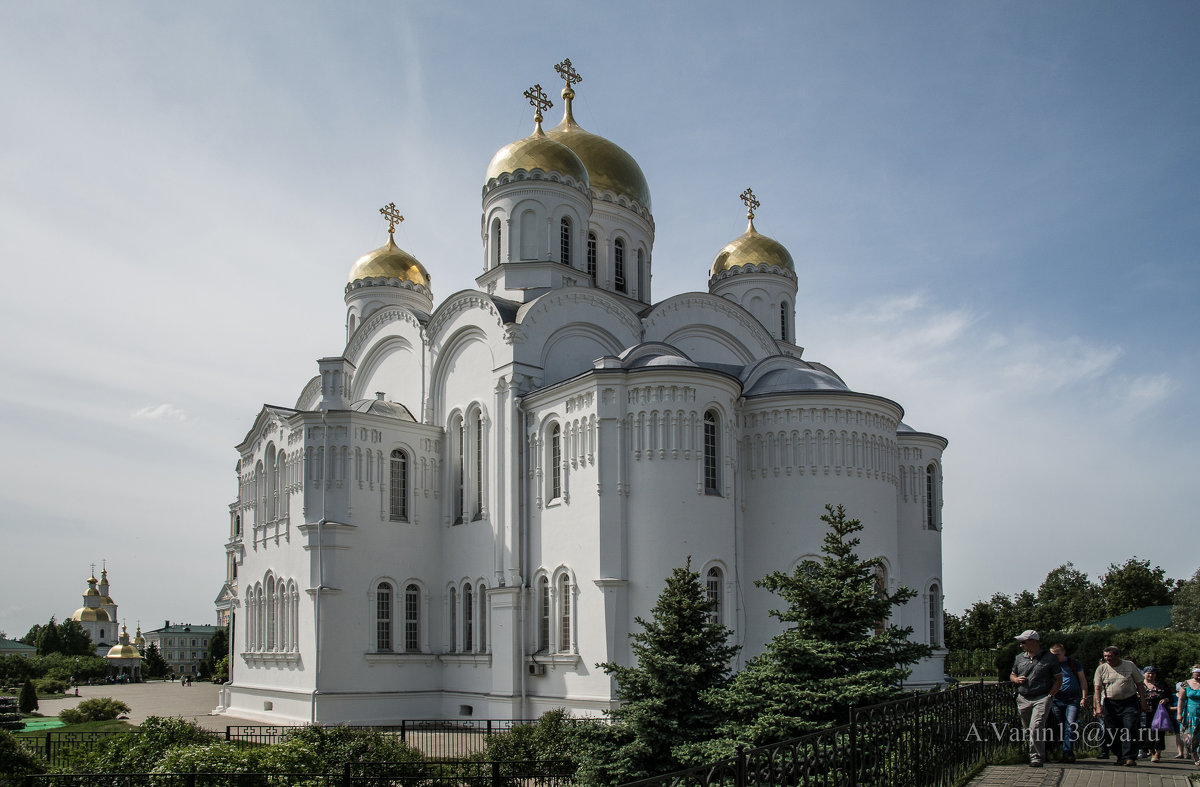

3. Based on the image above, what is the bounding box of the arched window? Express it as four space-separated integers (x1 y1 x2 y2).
706 566 723 625
520 210 538 260
925 462 940 530
637 248 644 296
703 410 720 494
265 445 277 520
376 582 393 652
478 582 487 652
452 415 465 524
492 218 502 267
538 576 550 652
550 424 562 500
390 449 408 521
614 238 626 292
405 584 420 652
463 584 474 652
558 574 572 653
449 587 457 652
780 302 789 341
560 217 572 266
928 583 941 647
265 577 277 650
473 412 484 520
586 232 597 278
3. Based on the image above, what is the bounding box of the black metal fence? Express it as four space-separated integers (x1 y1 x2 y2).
23 759 577 787
225 719 549 759
621 681 1019 787
15 730 152 770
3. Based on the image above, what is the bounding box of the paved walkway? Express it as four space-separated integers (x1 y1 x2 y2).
32 681 259 732
969 755 1199 787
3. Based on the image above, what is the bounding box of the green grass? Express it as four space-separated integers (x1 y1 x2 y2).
13 718 135 737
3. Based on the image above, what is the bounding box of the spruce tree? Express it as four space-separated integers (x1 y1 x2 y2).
36 617 61 656
586 558 739 784
713 504 931 749
18 678 38 714
143 643 168 678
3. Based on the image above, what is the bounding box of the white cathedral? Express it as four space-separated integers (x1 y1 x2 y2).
216 61 947 725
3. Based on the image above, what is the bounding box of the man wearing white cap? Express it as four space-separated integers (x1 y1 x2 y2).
1010 629 1061 767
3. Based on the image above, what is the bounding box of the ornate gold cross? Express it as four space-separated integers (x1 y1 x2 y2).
740 188 760 221
523 84 552 124
554 58 583 90
379 203 404 235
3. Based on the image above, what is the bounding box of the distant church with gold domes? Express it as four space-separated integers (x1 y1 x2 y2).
69 565 120 656
218 60 947 724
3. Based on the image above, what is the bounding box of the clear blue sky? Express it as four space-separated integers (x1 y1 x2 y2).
1 2 1197 639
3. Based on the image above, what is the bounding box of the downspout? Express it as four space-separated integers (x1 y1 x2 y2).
311 410 329 723
733 419 746 666
517 399 528 717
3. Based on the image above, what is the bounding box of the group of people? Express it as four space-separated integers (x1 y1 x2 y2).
1010 629 1200 768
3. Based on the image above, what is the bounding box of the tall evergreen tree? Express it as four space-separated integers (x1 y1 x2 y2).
18 678 38 714
584 559 739 784
36 617 61 656
711 504 931 749
143 643 168 678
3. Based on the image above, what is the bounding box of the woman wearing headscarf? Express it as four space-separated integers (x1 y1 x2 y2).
1142 666 1173 762
1179 665 1200 766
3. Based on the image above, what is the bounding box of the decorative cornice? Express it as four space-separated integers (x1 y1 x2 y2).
427 293 508 346
345 307 426 363
482 169 591 201
707 262 798 287
345 277 433 297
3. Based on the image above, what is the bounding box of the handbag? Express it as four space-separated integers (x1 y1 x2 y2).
1151 703 1173 732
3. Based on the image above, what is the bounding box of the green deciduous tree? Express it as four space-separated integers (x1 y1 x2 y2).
1100 557 1173 619
36 617 61 656
583 559 739 784
1035 563 1101 630
56 619 95 657
708 504 931 751
1172 567 1200 631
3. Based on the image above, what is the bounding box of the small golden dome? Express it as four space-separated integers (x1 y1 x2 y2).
348 234 431 288
710 218 795 276
548 88 651 211
71 607 112 622
486 126 589 186
85 588 100 597
106 643 141 659
99 596 115 605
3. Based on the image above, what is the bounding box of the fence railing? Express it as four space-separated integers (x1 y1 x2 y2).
621 681 1019 787
15 730 152 770
23 759 577 787
226 719 557 759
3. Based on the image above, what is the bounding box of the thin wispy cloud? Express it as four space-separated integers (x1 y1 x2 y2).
131 403 189 423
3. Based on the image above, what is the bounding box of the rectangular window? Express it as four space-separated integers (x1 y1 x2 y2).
377 585 392 652
558 576 571 653
586 234 597 278
405 585 420 652
474 414 483 519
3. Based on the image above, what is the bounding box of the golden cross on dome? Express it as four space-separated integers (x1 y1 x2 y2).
379 203 404 235
554 58 583 91
740 188 760 221
90 562 96 577
523 84 552 126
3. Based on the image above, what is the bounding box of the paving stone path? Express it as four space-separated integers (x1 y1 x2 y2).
32 681 258 731
969 755 1198 787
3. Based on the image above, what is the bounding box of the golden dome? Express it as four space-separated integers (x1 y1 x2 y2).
710 218 795 276
71 607 112 622
348 234 431 287
547 88 651 211
85 588 100 597
486 126 589 186
99 596 115 605
106 642 141 659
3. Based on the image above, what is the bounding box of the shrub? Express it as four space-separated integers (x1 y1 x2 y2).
58 697 130 724
479 708 586 763
34 679 69 695
18 679 37 714
280 725 424 770
0 728 46 778
69 716 217 773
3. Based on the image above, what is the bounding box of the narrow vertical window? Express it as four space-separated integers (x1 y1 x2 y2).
706 567 723 625
473 413 483 519
614 238 626 292
538 577 550 652
377 582 393 652
637 248 645 296
390 449 408 521
463 584 474 652
780 302 789 341
928 583 941 647
454 417 465 523
492 219 502 267
550 424 562 500
266 578 276 650
586 232 597 278
703 410 719 494
478 582 487 652
560 217 571 266
558 574 571 653
405 584 420 652
925 463 938 530
449 587 457 652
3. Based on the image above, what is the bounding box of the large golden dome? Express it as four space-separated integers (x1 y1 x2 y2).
71 607 111 622
348 234 431 288
710 218 795 276
106 642 141 659
547 88 651 211
486 126 589 186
